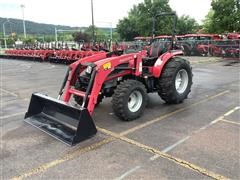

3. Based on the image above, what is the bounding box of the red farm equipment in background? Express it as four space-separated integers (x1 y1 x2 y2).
2 43 107 64
223 33 240 59
178 34 223 56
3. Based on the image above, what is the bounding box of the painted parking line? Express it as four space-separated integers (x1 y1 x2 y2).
120 90 230 136
114 165 141 180
114 105 238 179
149 106 239 161
223 106 239 117
1 98 29 108
220 119 240 126
161 136 190 153
218 106 240 126
10 90 230 179
0 112 25 120
0 88 18 97
10 137 115 180
98 127 228 180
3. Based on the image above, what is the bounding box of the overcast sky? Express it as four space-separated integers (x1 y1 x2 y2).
0 0 211 27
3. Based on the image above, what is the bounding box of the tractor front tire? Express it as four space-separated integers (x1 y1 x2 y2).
158 57 193 104
112 80 148 121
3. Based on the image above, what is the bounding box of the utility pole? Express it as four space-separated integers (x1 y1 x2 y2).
2 23 7 49
55 27 58 42
110 22 113 50
20 4 26 38
91 0 95 44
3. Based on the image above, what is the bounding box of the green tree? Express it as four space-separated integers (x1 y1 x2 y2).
135 0 173 36
203 0 240 33
72 31 90 43
202 10 215 33
176 15 199 35
23 37 35 44
6 38 15 47
117 0 198 40
44 35 55 42
112 30 120 41
83 25 118 42
117 17 139 40
83 25 104 41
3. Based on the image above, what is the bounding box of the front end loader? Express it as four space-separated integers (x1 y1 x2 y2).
24 12 193 146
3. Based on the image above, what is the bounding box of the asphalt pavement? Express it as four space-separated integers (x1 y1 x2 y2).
1 57 239 179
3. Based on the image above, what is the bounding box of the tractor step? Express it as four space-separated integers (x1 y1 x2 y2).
68 89 90 98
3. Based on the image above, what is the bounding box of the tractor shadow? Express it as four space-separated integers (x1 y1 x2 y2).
93 93 188 133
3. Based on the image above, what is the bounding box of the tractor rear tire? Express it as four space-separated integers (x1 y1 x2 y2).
158 57 192 104
112 79 148 121
181 44 191 56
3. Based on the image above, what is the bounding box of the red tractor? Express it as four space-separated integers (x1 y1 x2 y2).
224 33 240 59
179 34 222 56
24 13 193 145
227 33 240 40
151 35 176 53
134 36 152 47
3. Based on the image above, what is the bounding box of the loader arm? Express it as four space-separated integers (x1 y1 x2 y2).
63 52 144 114
87 53 142 114
24 52 110 146
62 52 109 101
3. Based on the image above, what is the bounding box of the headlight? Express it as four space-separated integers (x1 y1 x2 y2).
86 65 93 74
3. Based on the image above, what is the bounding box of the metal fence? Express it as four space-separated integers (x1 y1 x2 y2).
120 39 240 60
1 39 239 60
177 39 240 59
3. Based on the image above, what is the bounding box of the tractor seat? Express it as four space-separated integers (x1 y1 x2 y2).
143 42 164 66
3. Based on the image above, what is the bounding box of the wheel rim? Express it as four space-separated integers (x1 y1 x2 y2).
128 90 143 113
175 69 189 94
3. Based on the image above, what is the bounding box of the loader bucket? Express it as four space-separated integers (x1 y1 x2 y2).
24 93 97 146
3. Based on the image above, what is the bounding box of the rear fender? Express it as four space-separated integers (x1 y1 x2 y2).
152 50 183 78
